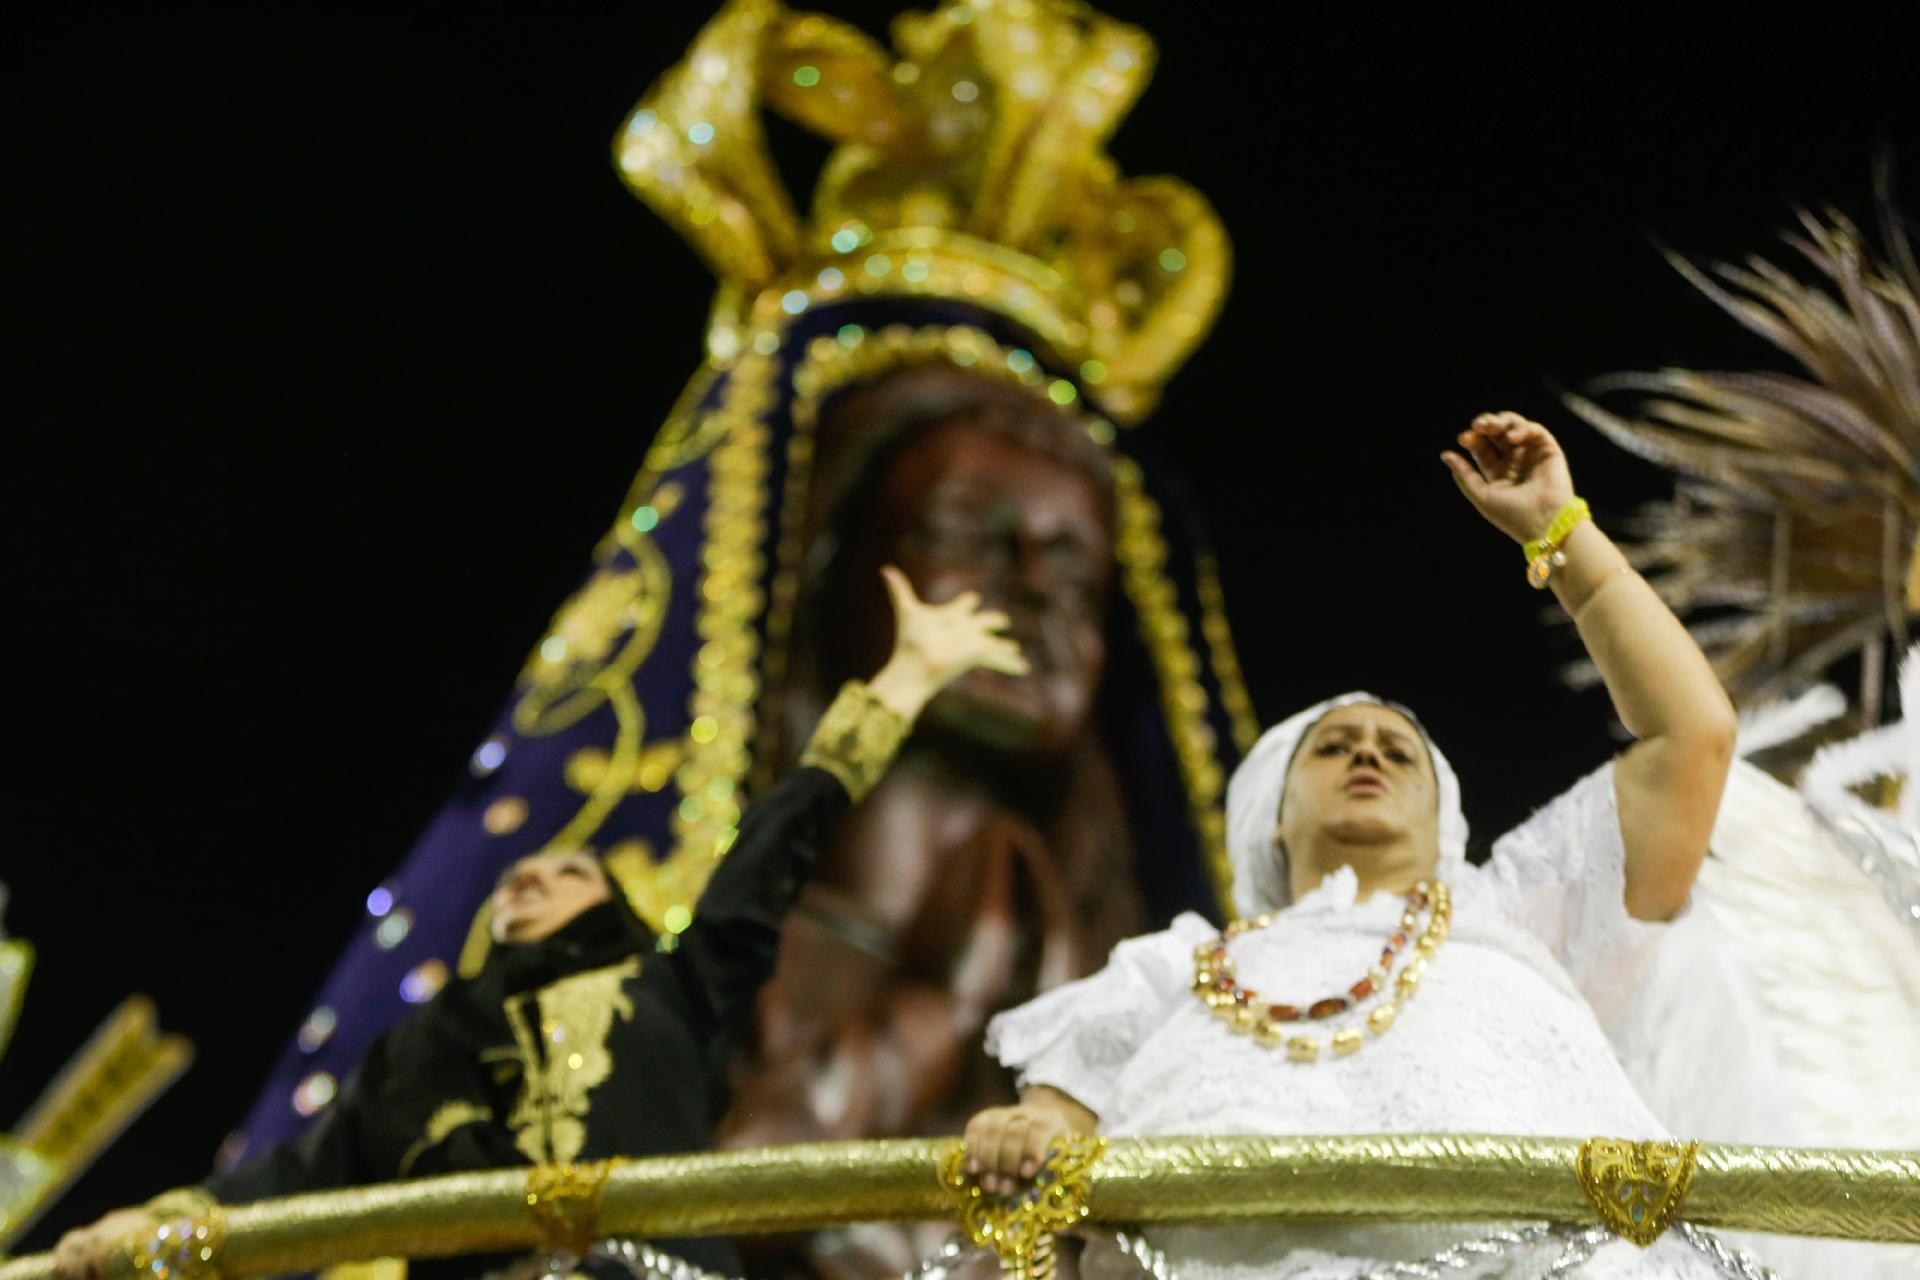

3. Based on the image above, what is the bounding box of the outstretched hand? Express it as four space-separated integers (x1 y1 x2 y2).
1440 411 1577 545
868 565 1028 720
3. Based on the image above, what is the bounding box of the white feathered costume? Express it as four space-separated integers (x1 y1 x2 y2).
1609 644 1920 1276
986 648 1919 1278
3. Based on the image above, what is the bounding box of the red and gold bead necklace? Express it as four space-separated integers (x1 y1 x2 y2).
1191 880 1452 1062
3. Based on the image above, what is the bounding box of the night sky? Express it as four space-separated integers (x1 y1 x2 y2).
7 0 1915 1249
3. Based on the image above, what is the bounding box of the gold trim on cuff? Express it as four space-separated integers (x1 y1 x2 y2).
799 680 909 803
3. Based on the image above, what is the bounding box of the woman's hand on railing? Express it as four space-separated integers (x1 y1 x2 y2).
963 1085 1098 1195
50 1208 155 1280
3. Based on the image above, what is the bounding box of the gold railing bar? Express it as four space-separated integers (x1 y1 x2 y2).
1 1136 1913 1280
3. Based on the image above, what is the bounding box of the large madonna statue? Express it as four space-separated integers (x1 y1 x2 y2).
235 1 1254 1272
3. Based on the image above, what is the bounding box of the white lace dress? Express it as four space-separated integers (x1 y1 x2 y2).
986 765 1730 1279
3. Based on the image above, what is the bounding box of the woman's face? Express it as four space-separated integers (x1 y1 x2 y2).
488 850 612 944
1276 703 1439 862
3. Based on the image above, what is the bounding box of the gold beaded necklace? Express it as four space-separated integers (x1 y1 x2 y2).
1191 880 1452 1062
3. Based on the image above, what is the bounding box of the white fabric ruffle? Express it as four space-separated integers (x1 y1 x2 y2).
988 762 1729 1279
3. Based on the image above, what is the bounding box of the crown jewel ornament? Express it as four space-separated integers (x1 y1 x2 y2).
613 0 1231 422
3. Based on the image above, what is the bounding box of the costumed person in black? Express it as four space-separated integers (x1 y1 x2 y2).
50 566 1026 1280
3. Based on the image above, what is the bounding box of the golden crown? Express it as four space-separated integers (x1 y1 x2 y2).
613 0 1231 423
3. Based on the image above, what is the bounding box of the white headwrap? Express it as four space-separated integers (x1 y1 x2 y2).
1224 691 1469 918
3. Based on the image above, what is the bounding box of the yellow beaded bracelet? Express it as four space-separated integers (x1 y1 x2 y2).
1524 497 1591 589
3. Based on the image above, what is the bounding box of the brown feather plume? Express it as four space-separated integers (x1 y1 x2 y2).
1565 167 1919 722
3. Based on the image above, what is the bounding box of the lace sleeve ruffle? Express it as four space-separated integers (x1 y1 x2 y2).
984 914 1213 1119
1487 761 1675 1024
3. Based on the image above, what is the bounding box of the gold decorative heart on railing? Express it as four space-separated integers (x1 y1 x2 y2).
1576 1137 1700 1247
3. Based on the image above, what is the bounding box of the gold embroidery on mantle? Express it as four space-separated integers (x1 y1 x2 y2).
1112 457 1231 912
398 1100 494 1177
513 536 671 739
504 959 640 1165
1195 550 1259 756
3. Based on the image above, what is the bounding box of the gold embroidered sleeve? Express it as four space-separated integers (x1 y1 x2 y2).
798 680 909 803
398 1101 496 1177
143 1185 219 1218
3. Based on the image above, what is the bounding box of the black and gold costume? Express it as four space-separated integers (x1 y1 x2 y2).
183 684 904 1273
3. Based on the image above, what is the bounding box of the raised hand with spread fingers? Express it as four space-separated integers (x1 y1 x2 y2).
867 563 1030 722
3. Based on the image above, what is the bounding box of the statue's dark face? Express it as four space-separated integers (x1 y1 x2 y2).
868 406 1114 756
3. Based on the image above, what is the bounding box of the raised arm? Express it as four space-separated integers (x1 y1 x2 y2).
677 565 1027 1036
1444 412 1736 921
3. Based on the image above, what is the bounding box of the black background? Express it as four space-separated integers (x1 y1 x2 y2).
6 0 1915 1248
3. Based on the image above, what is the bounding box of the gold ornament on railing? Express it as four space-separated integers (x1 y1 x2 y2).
613 0 1230 423
1576 1138 1700 1247
939 1135 1105 1280
125 1205 226 1280
525 1159 622 1255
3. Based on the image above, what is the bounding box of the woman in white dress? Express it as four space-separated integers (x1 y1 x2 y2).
964 412 1742 1278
